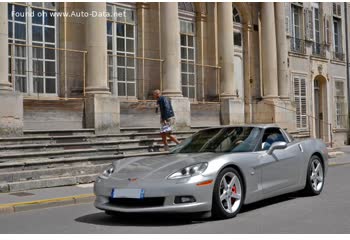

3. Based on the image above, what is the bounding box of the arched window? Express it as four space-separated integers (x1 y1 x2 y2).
179 3 196 99
233 7 242 47
232 7 241 23
232 6 244 99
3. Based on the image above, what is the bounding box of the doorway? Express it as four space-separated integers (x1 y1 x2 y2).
313 75 328 141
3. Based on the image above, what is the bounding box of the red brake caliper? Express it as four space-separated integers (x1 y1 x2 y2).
231 185 237 204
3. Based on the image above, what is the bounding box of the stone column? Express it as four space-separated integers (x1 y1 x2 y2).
84 2 120 134
160 2 182 97
275 2 289 99
260 2 278 98
217 2 244 125
0 2 23 136
217 2 235 97
159 2 190 130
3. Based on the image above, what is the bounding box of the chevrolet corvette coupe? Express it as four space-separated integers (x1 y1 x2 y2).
94 124 328 219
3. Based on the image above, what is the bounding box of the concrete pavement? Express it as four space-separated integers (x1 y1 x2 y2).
1 146 350 215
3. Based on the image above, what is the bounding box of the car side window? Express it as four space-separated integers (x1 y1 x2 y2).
260 128 287 151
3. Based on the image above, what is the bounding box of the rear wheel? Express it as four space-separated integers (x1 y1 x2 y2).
304 155 324 195
211 167 244 219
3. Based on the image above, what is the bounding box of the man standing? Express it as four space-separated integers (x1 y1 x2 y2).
153 89 180 151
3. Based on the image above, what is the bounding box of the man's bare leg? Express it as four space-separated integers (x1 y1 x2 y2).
167 133 180 144
161 133 169 151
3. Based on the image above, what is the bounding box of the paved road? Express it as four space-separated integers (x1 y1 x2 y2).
1 164 350 234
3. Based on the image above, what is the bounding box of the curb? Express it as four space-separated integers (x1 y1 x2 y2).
0 193 95 215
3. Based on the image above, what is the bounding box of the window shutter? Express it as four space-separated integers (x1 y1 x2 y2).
300 78 307 128
337 3 341 16
305 9 314 41
324 16 332 45
285 3 292 36
333 3 337 15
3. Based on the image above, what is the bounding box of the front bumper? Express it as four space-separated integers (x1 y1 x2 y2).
94 175 215 214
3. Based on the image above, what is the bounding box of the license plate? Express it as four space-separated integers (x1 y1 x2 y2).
111 188 145 199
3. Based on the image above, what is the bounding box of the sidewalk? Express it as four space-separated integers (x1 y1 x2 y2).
0 149 350 215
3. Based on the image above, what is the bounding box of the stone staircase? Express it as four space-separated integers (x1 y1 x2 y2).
0 127 198 193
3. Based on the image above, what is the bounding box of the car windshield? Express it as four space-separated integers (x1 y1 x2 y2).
170 127 262 154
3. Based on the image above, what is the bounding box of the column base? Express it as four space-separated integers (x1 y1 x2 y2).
85 94 120 134
0 91 23 136
168 97 191 130
220 98 245 125
253 98 296 131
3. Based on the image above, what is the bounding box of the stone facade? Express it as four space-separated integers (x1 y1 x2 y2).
0 2 349 146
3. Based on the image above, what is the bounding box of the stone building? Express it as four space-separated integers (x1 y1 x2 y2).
0 2 349 146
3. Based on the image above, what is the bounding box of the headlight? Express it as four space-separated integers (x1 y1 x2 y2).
101 165 115 178
167 162 208 180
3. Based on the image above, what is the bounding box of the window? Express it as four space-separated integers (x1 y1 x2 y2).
107 4 136 97
233 7 242 47
291 4 304 53
261 128 287 151
333 17 343 60
180 20 196 99
8 3 58 95
294 76 307 129
335 81 346 128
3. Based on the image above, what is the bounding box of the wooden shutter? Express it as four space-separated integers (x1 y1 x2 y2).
324 16 333 45
304 9 314 41
294 77 307 129
285 3 292 36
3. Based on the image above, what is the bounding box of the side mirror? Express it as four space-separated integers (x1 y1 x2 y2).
267 141 287 155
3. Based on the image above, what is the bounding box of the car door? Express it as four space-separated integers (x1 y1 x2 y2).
258 128 302 194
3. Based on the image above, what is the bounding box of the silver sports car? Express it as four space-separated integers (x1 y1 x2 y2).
94 124 328 219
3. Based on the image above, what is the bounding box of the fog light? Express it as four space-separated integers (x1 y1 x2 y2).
174 196 196 204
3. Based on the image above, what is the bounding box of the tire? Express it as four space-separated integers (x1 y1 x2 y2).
303 155 325 196
211 167 245 219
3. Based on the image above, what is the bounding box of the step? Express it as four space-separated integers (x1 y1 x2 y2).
0 174 99 193
23 129 95 137
0 131 194 145
0 162 110 183
0 137 187 153
0 144 171 162
0 151 169 172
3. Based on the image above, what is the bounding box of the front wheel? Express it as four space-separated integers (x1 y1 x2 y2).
211 167 245 219
303 155 325 195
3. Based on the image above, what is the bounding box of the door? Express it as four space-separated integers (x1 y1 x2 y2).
314 79 321 138
258 128 302 194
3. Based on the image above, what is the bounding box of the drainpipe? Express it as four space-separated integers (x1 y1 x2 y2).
345 3 350 144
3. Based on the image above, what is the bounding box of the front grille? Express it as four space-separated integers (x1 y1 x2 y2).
109 197 165 208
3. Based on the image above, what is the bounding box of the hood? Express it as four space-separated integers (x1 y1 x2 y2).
110 152 220 180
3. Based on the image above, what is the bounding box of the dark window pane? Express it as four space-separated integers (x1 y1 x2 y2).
188 36 194 47
117 68 125 81
189 73 195 85
126 39 134 52
181 74 187 85
15 45 26 57
45 28 55 43
33 60 43 76
118 82 126 96
181 63 187 72
15 59 26 75
14 5 26 22
107 36 112 50
117 23 125 36
15 76 27 92
45 78 56 93
181 35 186 46
33 78 43 93
117 38 125 51
127 55 134 67
33 45 43 59
32 9 42 24
189 87 195 98
45 61 55 76
188 49 194 60
32 26 43 42
127 68 135 81
44 3 56 10
8 4 12 20
45 45 55 59
45 10 55 26
126 24 133 38
8 22 13 38
117 56 125 66
107 22 112 35
181 47 187 59
234 32 242 47
15 23 26 40
127 82 135 96
182 87 188 97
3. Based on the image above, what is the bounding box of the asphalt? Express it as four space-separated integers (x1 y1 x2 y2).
0 146 350 215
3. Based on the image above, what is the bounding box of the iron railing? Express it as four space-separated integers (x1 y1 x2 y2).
312 42 327 58
290 37 306 54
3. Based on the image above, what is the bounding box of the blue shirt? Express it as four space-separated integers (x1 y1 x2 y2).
157 96 175 121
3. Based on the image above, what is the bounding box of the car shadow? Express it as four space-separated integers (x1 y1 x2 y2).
75 192 311 227
75 212 205 227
